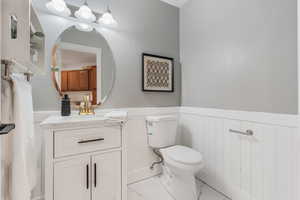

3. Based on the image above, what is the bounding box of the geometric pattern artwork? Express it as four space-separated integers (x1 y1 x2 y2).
142 53 174 92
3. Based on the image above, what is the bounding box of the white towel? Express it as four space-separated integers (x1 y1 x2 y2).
10 74 37 200
1 80 14 200
1 80 14 123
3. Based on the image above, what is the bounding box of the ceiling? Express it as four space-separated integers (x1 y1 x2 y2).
64 0 190 8
32 0 189 11
160 0 190 7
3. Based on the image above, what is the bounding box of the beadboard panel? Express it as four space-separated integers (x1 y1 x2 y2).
180 107 299 200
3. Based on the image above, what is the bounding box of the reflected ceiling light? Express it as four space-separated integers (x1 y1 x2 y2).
98 6 117 26
46 0 71 17
74 0 96 22
75 23 94 32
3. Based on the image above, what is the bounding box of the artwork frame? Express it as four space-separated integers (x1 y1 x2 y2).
142 53 174 92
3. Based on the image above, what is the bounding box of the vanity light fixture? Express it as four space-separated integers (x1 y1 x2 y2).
74 0 96 23
46 0 71 17
98 6 117 26
46 0 118 32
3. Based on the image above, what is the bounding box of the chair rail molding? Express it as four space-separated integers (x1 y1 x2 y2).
180 107 298 128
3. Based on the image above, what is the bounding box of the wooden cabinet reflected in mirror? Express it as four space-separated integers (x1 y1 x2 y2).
51 26 116 107
52 43 101 106
61 66 97 105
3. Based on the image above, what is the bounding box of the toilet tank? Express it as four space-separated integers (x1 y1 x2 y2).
146 115 178 149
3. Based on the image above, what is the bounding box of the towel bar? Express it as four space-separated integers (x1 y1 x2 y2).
0 123 15 135
1 59 33 81
229 129 254 136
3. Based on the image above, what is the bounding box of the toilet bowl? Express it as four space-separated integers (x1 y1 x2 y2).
145 116 204 200
159 145 204 200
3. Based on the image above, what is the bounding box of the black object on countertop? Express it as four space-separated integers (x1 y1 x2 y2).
61 94 71 116
0 123 15 135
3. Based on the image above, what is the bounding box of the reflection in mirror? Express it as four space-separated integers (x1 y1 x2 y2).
53 42 100 105
51 26 115 107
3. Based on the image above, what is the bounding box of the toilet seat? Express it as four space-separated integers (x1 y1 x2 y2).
161 145 203 165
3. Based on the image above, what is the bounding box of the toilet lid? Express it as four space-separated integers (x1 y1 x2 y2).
163 145 203 165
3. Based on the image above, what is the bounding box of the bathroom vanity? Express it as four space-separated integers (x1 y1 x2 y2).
41 115 127 200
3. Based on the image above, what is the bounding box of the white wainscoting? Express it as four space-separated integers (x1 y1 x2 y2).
33 106 299 200
33 107 180 199
180 107 300 200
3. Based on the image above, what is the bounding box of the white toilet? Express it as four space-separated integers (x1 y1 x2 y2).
146 115 204 200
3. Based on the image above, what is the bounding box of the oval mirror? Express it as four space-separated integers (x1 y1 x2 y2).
51 26 115 107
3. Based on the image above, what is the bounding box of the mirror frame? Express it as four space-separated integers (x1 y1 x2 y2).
51 45 63 97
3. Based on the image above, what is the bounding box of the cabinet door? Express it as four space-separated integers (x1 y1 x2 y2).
61 71 68 91
91 89 97 105
54 156 91 200
79 70 89 91
92 151 121 200
67 71 80 91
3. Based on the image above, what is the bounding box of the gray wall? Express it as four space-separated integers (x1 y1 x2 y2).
31 0 180 111
180 0 298 114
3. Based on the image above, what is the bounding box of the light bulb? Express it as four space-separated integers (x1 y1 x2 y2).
98 9 117 26
46 0 71 17
75 3 96 22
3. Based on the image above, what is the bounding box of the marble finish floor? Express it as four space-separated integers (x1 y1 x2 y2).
128 176 230 200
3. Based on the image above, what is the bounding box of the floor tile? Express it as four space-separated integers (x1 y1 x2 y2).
129 177 174 200
199 184 229 200
128 176 230 200
128 188 145 200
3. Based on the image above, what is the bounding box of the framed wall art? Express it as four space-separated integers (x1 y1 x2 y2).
142 53 174 92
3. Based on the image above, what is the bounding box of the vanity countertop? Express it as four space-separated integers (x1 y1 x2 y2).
40 114 126 129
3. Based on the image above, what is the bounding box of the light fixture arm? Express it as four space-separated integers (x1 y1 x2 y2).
106 0 112 12
106 5 111 13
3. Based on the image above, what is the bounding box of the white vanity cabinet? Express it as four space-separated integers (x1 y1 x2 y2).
41 116 127 200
